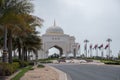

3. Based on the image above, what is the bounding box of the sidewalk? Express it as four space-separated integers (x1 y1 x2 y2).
20 66 59 80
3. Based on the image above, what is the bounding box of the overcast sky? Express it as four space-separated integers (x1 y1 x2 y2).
33 0 120 57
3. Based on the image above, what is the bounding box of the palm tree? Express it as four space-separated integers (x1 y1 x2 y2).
22 32 42 61
17 15 43 61
0 0 43 63
11 15 43 62
106 38 112 58
84 39 89 57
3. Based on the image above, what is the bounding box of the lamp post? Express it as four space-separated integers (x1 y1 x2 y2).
2 26 8 63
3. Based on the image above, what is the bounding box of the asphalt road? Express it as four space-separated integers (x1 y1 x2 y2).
50 64 120 80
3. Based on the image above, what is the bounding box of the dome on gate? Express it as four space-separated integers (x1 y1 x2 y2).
46 21 64 35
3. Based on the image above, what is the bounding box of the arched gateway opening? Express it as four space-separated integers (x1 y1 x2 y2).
48 45 63 58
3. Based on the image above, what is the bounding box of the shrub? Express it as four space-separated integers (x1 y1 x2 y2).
39 61 52 63
29 61 34 65
104 61 120 65
13 59 29 67
11 62 20 71
101 60 120 65
0 62 20 76
37 64 45 68
39 59 52 63
0 63 13 76
13 58 20 62
19 61 29 67
29 67 34 70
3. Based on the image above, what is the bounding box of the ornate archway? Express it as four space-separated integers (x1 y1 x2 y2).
37 21 79 59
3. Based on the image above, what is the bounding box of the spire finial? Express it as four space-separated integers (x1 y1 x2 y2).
54 19 56 27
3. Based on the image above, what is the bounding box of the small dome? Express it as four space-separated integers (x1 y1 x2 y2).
46 21 64 35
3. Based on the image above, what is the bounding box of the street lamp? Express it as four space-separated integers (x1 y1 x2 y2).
2 27 8 63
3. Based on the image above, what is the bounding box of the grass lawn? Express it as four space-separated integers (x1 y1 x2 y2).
11 66 32 80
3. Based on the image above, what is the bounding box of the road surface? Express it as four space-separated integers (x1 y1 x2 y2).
50 64 120 80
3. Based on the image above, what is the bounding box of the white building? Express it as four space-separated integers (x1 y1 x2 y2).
36 21 79 59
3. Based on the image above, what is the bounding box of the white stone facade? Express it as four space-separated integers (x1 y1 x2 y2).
37 21 79 59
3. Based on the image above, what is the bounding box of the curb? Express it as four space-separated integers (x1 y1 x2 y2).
6 70 21 80
48 66 68 80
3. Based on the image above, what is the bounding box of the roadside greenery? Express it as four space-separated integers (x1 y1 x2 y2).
101 60 120 65
0 0 44 79
11 66 32 80
0 62 20 76
0 0 43 77
0 60 31 76
37 64 45 68
38 58 56 63
0 0 43 63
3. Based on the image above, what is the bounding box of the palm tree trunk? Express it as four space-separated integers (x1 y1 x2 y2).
22 46 25 61
25 48 28 61
28 50 30 61
18 38 22 60
35 50 38 64
8 30 13 63
2 26 8 63
24 47 26 61
24 47 27 61
14 50 17 58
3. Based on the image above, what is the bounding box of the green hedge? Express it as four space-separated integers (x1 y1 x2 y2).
104 61 120 65
38 59 52 63
29 61 34 65
19 61 29 67
0 62 20 76
101 60 120 65
39 61 52 63
12 62 20 70
37 64 45 68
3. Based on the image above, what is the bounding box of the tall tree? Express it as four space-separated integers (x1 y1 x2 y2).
0 0 43 63
106 38 112 58
21 31 42 61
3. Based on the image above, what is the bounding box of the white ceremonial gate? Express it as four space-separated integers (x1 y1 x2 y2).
33 21 79 59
